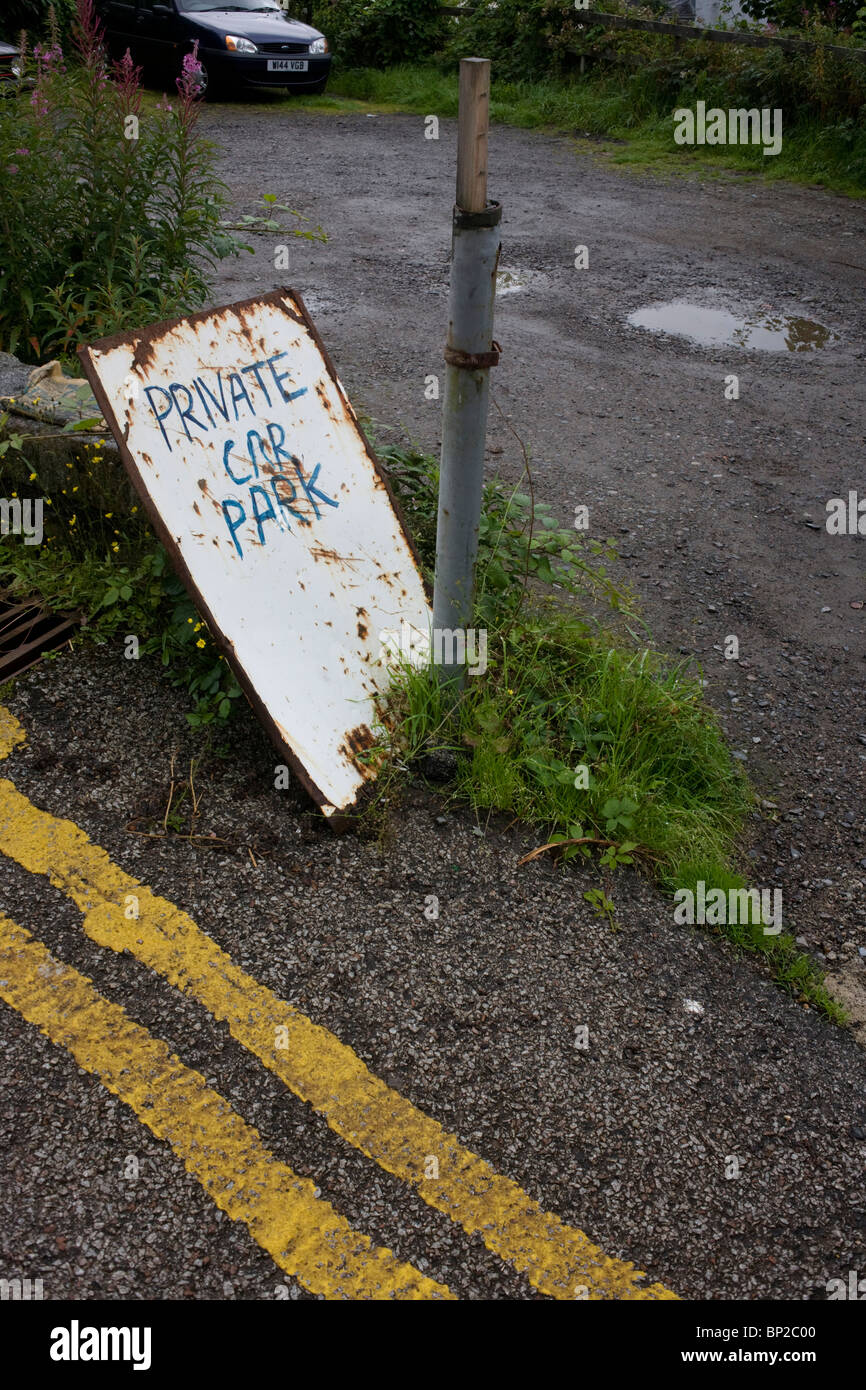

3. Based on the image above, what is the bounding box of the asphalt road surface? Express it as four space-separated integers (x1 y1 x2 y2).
1 103 865 1305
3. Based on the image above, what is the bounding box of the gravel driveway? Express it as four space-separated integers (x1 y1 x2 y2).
204 103 866 969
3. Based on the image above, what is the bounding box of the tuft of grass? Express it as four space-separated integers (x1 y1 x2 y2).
372 445 844 1022
665 859 847 1021
382 605 749 876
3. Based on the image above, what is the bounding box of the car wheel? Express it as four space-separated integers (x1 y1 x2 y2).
184 56 222 100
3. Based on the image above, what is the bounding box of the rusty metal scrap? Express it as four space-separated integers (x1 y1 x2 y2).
0 592 80 681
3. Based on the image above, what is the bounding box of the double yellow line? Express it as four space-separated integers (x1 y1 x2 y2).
0 915 447 1299
0 705 677 1300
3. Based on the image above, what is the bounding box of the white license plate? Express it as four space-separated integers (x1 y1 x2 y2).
267 59 308 72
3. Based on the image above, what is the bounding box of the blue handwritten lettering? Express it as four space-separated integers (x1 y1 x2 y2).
241 360 273 408
227 372 255 420
222 438 252 487
144 385 174 450
169 383 208 442
294 461 339 520
195 373 230 425
266 351 308 406
221 498 247 558
249 484 279 543
270 471 307 528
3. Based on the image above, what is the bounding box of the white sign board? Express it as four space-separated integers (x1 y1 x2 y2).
79 290 431 816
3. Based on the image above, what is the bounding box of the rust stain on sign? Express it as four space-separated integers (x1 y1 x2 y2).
78 289 431 816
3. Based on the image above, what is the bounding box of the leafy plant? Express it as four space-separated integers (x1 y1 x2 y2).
0 0 238 362
601 796 638 835
546 822 593 863
583 886 618 929
741 0 861 28
221 193 328 249
311 0 448 68
0 417 26 460
0 496 244 728
599 840 638 870
381 443 630 628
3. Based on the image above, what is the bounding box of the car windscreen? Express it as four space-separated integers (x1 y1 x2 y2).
177 1 283 11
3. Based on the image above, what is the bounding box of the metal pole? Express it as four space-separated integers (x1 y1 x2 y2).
432 57 501 686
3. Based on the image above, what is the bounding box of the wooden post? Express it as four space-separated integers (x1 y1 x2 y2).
456 58 489 214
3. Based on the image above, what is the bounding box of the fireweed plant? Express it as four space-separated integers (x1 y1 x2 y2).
1 2 322 721
0 0 238 362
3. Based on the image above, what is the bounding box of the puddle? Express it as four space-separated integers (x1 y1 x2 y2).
495 267 548 296
496 268 528 295
627 301 837 352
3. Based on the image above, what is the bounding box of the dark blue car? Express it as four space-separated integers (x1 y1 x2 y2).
95 0 331 97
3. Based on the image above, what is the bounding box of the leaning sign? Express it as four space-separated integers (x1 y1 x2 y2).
78 290 431 816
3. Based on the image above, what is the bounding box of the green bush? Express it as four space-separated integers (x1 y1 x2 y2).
0 1 76 46
741 0 861 28
311 0 449 68
446 1 866 124
323 0 863 129
447 0 584 82
0 0 236 363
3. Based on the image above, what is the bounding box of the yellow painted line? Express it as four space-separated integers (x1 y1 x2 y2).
0 914 451 1300
0 706 677 1300
0 706 25 761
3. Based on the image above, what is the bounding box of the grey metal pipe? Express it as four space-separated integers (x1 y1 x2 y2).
432 201 501 684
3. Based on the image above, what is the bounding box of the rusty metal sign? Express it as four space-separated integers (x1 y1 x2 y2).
78 289 431 816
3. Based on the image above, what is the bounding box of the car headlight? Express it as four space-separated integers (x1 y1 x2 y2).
308 37 328 54
225 35 258 53
10 61 21 77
